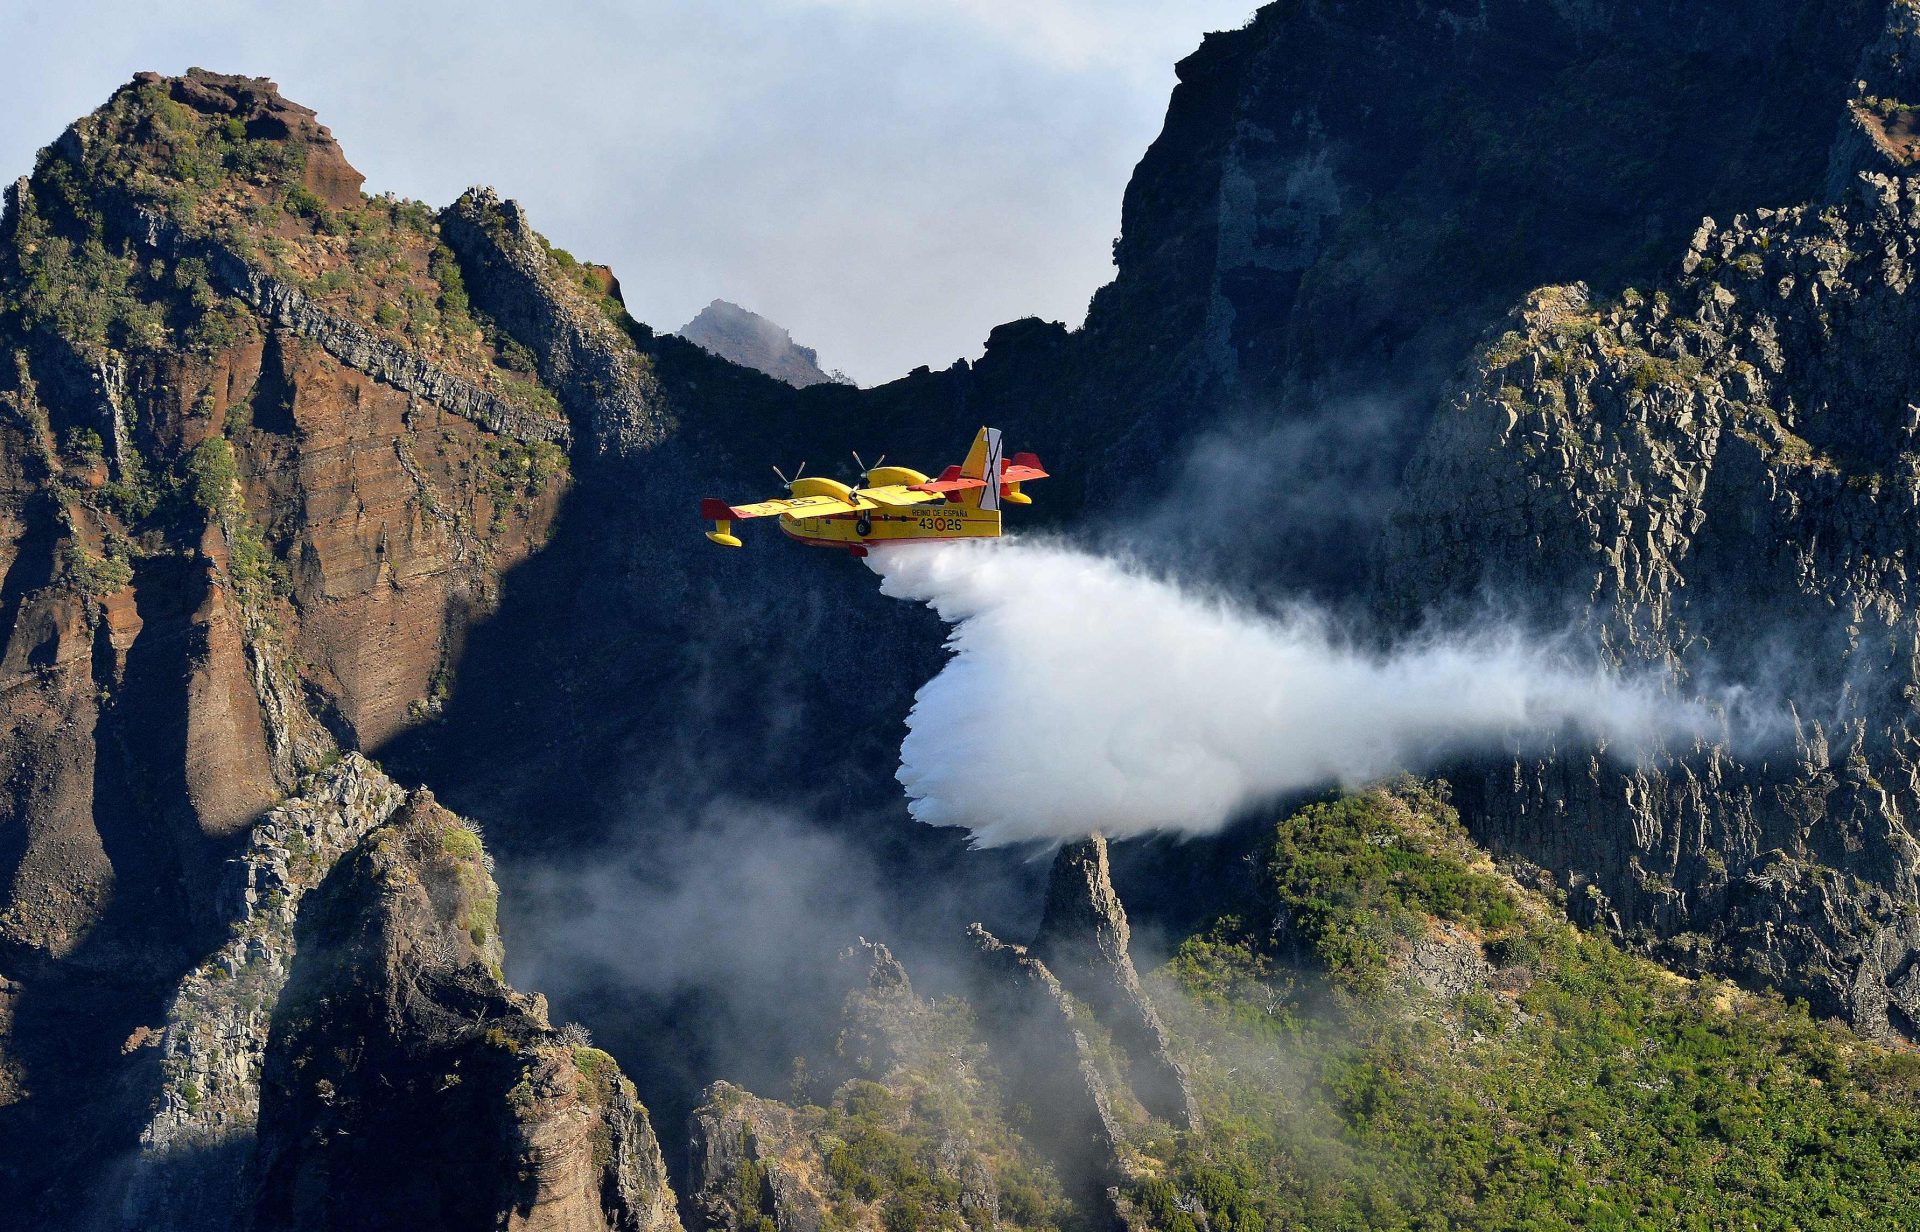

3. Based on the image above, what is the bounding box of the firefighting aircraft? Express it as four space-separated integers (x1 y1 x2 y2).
699 426 1046 556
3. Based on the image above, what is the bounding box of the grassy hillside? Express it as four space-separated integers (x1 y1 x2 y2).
1133 784 1920 1231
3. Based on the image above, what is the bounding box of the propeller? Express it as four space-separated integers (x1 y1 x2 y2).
772 461 807 491
852 451 886 484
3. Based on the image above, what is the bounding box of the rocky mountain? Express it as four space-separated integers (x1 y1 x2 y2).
1380 8 1920 1039
676 299 846 388
0 69 653 1225
8 0 1920 1225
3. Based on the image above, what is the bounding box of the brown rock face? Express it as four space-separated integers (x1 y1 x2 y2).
144 69 366 208
183 521 280 838
0 70 578 1216
249 331 564 749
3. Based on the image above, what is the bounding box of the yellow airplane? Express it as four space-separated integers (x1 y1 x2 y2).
699 426 1046 557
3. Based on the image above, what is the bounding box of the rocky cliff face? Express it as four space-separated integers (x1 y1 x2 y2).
1363 1 1920 1039
1032 835 1198 1132
677 300 844 389
0 70 666 1225
839 0 1886 586
252 788 679 1232
125 754 408 1228
1382 181 1920 1033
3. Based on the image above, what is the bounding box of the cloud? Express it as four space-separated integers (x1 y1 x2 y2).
867 538 1759 846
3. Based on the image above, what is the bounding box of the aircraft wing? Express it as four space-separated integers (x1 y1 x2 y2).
706 494 860 520
855 485 941 508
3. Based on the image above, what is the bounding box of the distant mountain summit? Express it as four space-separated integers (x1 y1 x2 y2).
677 298 848 387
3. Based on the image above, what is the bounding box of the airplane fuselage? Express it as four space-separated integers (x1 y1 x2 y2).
779 498 1001 554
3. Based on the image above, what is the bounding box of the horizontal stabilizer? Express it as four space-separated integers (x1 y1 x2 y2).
1005 451 1047 483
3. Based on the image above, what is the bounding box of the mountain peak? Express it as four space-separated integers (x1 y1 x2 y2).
677 298 846 388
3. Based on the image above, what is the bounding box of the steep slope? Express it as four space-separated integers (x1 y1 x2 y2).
1365 3 1920 1038
251 787 679 1232
682 786 1920 1231
0 70 655 1223
1383 184 1920 1032
677 299 844 388
1138 783 1920 1230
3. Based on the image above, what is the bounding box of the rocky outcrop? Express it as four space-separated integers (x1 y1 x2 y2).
963 924 1129 1193
133 70 364 210
123 754 409 1228
252 789 680 1231
1031 834 1198 1131
685 1082 831 1232
1384 157 1920 1035
684 941 1052 1232
110 757 681 1231
0 70 584 1220
118 207 570 447
677 301 843 389
441 189 669 458
145 209 564 443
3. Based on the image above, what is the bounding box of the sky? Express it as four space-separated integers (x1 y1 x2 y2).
0 1 1256 385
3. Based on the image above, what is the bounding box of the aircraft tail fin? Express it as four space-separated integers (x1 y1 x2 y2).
959 426 1004 512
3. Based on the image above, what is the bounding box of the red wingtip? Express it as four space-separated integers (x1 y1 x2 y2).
699 498 734 521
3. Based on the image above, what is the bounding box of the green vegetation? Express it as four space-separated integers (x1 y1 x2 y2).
437 820 501 965
61 541 133 598
428 244 473 336
1626 349 1704 396
438 824 484 861
186 434 241 519
1261 785 1517 994
734 1140 779 1232
539 236 632 325
1133 784 1920 1231
60 426 104 464
571 1044 627 1111
2 169 168 353
475 436 568 533
182 433 289 605
1483 330 1529 368
819 1075 1070 1232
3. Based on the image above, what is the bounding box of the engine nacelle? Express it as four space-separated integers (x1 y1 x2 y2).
866 465 930 487
790 476 856 501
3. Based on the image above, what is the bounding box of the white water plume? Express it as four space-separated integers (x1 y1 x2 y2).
867 538 1730 845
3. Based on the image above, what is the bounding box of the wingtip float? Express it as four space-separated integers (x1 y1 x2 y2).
698 426 1046 557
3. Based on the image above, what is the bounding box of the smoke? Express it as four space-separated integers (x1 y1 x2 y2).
867 538 1750 846
499 788 1045 1140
